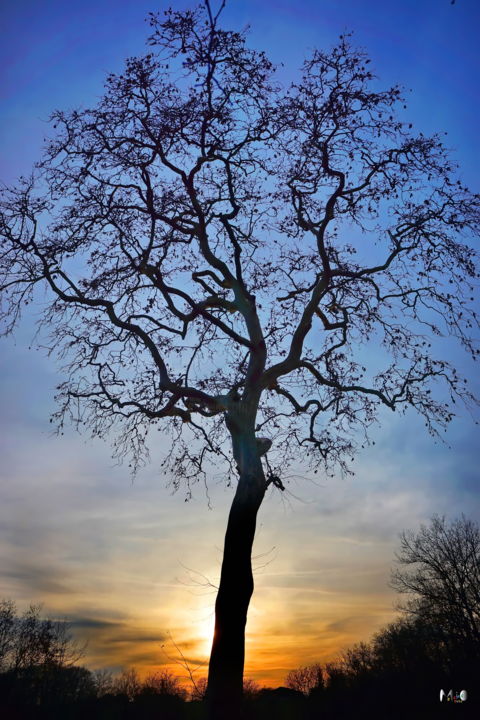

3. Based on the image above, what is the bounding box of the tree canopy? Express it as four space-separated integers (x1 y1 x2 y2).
391 514 480 658
0 3 478 493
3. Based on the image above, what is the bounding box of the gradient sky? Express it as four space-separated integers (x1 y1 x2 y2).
1 0 479 688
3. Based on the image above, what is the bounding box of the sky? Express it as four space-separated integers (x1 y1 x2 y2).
0 0 479 689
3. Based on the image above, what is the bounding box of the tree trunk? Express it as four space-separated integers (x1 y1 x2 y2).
206 412 266 719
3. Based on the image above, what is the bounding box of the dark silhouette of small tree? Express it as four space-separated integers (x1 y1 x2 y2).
391 514 480 662
242 677 261 701
140 668 187 699
0 600 15 673
111 667 141 701
190 675 208 702
0 600 89 709
285 663 323 696
0 601 83 674
0 1 478 715
91 667 115 697
371 617 435 674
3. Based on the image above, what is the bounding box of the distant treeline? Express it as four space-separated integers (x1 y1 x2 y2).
1 515 478 718
0 603 477 719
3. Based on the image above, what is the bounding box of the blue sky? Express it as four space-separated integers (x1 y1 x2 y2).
0 0 479 686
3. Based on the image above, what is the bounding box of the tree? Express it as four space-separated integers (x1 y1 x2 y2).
189 675 208 702
111 667 141 701
0 601 83 674
0 600 15 673
391 514 480 661
0 600 87 708
285 663 324 696
140 669 187 699
0 1 478 715
91 667 115 698
242 677 261 701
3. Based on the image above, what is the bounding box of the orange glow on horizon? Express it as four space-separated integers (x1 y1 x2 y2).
75 589 397 691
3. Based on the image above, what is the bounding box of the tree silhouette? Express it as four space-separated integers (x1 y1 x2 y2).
0 600 15 673
0 601 83 674
0 600 89 710
285 663 323 696
140 669 187 700
391 514 480 663
285 517 480 717
0 1 478 716
111 667 141 702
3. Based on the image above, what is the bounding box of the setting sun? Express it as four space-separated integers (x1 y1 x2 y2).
195 612 215 658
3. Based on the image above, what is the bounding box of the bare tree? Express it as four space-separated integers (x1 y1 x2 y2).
0 600 16 672
91 667 115 698
391 515 480 658
242 677 261 700
111 667 141 701
141 668 187 699
0 0 478 716
189 675 208 702
285 663 324 695
0 601 84 673
0 600 88 708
